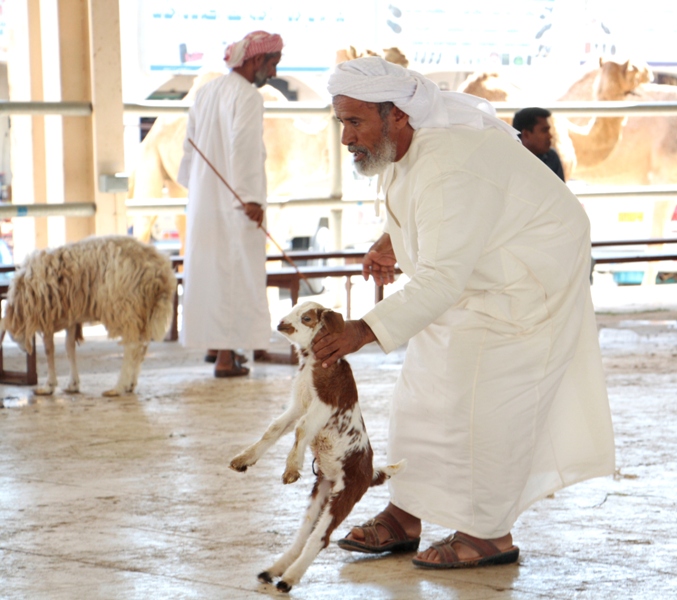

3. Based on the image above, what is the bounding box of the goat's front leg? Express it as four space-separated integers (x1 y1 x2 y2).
282 402 332 484
229 393 308 473
34 332 57 395
63 325 80 393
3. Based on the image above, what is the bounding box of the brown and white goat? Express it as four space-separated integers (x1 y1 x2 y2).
229 301 405 593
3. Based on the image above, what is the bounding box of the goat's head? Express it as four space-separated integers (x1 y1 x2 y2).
277 301 345 350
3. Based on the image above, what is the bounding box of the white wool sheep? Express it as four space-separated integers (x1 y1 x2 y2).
1 235 176 396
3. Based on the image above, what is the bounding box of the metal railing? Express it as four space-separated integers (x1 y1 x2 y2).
2 99 677 221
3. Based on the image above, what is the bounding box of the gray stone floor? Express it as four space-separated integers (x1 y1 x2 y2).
1 307 676 599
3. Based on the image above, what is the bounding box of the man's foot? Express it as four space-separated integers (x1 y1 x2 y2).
412 531 518 569
253 350 274 362
337 503 421 554
214 350 249 378
206 349 247 364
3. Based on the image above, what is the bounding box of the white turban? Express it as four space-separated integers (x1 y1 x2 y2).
328 56 519 140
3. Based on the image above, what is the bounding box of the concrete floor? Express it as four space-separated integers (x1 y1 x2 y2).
1 297 677 599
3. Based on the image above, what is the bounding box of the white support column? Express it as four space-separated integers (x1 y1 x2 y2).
58 0 95 242
88 0 126 235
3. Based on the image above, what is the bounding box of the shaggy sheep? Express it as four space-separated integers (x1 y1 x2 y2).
1 235 176 396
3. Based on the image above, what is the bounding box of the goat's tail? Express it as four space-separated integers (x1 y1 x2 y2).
371 459 407 487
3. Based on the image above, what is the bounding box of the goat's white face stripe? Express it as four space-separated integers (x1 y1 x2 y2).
276 301 325 348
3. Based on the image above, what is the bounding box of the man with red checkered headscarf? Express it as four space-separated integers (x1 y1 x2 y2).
178 31 283 377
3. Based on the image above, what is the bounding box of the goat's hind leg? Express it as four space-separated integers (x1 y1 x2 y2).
258 477 331 591
63 325 81 393
276 482 348 593
34 332 57 395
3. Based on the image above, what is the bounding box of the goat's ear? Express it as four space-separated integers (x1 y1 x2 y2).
320 309 345 334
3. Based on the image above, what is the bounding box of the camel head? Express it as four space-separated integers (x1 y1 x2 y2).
457 72 522 102
337 46 408 67
595 58 652 99
383 47 409 67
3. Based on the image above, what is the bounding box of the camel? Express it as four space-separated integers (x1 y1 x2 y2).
127 72 330 251
457 58 652 181
570 82 677 186
336 46 409 67
564 59 652 170
455 58 677 185
129 47 412 251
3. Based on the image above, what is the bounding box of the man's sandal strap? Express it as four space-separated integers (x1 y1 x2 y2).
360 511 410 546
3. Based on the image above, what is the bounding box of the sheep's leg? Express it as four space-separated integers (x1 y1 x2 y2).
63 325 80 393
282 402 332 484
229 399 307 472
258 477 331 588
103 342 146 397
34 332 57 395
277 482 346 593
129 342 148 390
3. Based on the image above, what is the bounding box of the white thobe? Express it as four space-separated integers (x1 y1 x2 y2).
363 127 615 538
178 72 271 350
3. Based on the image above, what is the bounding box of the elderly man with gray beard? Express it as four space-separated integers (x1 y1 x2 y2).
313 57 614 570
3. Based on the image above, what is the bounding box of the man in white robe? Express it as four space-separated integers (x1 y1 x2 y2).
178 31 283 377
314 57 615 569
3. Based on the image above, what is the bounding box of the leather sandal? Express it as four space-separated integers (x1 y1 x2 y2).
206 351 248 364
214 351 250 378
337 510 420 554
412 532 519 569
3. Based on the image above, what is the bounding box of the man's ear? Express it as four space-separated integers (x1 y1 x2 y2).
320 309 345 334
391 106 410 132
247 53 266 71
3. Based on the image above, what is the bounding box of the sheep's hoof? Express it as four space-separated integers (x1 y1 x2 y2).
63 384 80 394
34 386 55 396
257 571 273 584
102 389 121 397
276 580 292 593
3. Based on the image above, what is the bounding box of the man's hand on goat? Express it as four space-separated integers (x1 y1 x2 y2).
312 319 377 368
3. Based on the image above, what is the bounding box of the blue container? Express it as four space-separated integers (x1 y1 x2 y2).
612 271 644 285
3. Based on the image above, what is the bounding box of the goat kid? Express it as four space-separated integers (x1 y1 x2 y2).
229 301 405 593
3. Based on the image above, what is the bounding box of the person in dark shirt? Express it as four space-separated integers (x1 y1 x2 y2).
513 107 565 181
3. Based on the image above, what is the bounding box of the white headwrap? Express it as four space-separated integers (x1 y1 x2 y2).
328 56 519 140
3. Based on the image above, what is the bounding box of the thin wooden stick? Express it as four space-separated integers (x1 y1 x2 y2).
187 138 322 294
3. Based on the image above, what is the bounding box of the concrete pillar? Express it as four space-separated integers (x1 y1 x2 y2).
88 0 127 236
27 0 49 249
58 0 95 242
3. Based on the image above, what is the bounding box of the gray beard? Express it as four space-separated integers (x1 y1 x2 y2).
254 70 269 88
351 136 397 177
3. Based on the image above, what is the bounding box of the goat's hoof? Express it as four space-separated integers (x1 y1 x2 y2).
34 386 55 396
229 460 248 472
282 470 300 484
64 384 80 394
257 571 273 584
276 580 292 593
102 389 121 397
